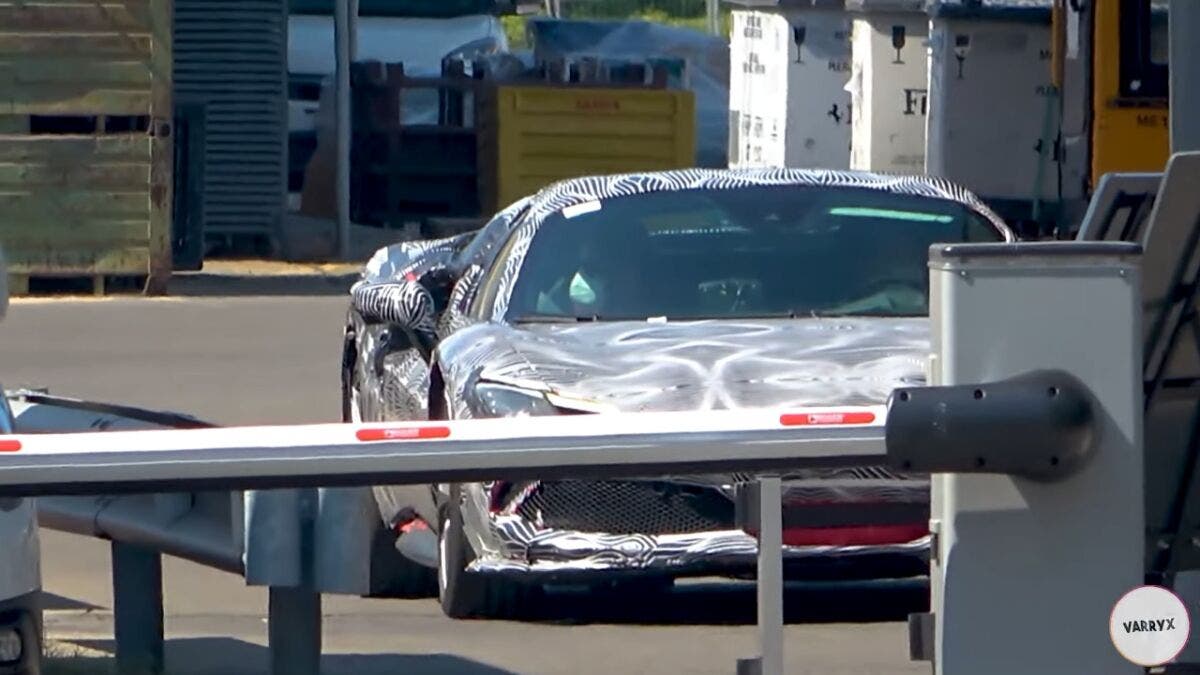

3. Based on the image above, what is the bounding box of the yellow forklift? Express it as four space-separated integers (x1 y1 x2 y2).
1053 0 1170 193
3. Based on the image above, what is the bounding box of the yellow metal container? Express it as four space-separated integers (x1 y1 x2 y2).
480 85 697 213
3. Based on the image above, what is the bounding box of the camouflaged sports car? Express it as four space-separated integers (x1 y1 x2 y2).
340 167 1015 619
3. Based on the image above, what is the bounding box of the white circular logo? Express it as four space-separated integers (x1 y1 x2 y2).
1110 585 1191 666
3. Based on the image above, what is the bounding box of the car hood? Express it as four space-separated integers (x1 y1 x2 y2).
472 317 929 413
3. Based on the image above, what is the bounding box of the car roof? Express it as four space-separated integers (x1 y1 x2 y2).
520 167 1015 239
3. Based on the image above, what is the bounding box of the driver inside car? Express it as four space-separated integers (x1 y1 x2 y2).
535 237 615 317
824 228 928 315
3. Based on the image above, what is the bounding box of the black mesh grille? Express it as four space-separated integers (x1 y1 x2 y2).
515 480 735 535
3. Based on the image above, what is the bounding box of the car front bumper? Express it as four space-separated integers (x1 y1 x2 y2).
467 515 930 581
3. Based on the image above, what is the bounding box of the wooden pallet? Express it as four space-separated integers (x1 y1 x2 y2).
8 272 160 298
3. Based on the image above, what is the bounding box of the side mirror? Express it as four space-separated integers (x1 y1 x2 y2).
351 279 436 334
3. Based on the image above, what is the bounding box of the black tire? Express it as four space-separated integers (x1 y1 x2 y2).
596 576 675 596
437 490 544 620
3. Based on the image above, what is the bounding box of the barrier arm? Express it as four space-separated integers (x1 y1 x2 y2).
0 376 1108 675
0 405 892 497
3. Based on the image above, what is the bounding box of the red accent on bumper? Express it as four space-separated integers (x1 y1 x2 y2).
778 524 929 547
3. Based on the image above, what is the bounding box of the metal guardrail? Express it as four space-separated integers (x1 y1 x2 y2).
0 405 890 675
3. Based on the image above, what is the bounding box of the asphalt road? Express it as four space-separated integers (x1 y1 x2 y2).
0 291 929 675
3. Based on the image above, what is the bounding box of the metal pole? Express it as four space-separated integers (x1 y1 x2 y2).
1170 0 1200 153
348 0 359 61
757 476 784 675
334 0 352 260
268 586 322 675
268 488 321 675
707 0 720 36
112 542 164 675
735 476 785 675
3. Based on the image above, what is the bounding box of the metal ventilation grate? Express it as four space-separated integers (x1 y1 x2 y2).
174 0 287 245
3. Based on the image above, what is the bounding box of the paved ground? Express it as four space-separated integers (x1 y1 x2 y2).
0 291 930 675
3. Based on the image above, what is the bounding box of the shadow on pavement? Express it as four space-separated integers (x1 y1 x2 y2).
166 272 359 298
530 577 929 627
39 591 104 612
48 637 518 675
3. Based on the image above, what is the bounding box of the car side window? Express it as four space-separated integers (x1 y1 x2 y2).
468 214 533 320
455 201 531 272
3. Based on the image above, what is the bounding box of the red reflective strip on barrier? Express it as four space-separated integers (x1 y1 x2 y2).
355 426 451 442
779 411 876 426
0 439 21 452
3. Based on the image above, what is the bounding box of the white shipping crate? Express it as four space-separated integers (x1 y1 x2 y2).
728 5 853 169
847 0 929 174
926 2 1060 209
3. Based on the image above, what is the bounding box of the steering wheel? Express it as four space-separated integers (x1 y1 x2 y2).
698 277 764 313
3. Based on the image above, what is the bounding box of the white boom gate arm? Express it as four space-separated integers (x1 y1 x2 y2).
0 406 888 497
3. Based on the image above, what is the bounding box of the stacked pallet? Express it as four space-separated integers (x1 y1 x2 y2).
296 52 696 236
0 0 172 296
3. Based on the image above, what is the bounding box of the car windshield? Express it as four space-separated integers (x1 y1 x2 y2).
502 184 1006 322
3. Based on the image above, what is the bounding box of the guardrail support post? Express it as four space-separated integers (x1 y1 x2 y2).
112 542 164 675
268 586 322 675
264 487 322 675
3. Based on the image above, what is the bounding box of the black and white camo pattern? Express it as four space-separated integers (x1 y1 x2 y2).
357 230 475 287
438 318 931 414
437 317 938 572
349 168 1014 576
351 281 436 334
471 520 931 574
486 167 1013 321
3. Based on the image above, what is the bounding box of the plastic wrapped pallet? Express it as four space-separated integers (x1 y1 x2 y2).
846 0 929 174
727 1 852 170
925 0 1170 232
527 17 729 168
925 0 1061 229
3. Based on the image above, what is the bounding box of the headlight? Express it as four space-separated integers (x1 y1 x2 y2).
475 383 559 417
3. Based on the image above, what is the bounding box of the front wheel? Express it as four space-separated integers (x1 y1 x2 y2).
437 492 543 620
